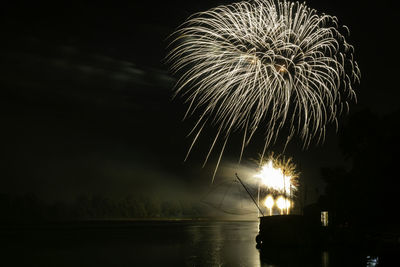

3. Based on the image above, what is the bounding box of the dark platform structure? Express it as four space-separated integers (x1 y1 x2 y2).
255 215 324 247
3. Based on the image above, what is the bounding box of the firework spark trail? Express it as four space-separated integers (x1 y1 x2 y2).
167 0 360 182
255 153 299 193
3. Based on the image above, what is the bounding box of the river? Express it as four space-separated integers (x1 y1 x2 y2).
1 220 389 266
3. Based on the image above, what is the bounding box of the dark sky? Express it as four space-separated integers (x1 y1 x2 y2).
1 1 399 204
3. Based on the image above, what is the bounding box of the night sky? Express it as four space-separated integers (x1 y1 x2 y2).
1 1 399 207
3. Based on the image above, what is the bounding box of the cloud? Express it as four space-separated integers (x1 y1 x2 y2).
0 39 175 111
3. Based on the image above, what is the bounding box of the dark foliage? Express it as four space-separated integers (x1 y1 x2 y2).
0 193 206 222
320 109 400 229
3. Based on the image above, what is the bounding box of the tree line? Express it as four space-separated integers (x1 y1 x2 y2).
0 193 207 222
319 108 400 229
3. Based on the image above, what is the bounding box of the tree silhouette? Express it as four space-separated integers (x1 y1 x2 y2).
321 108 400 228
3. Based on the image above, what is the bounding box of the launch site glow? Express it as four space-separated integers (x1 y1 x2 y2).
254 160 295 193
264 195 292 215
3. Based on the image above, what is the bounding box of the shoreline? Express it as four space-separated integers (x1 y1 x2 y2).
0 218 259 229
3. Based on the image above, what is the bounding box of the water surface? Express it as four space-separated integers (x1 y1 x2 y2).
1 220 388 266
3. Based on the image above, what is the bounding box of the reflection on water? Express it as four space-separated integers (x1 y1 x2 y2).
183 221 260 266
366 256 379 267
322 250 329 267
1 220 394 266
258 246 384 267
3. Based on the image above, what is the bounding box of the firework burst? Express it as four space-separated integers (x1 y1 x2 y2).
167 0 360 181
255 152 299 193
255 153 299 214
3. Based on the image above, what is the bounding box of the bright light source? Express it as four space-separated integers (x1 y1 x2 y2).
254 160 292 193
276 196 292 215
264 195 274 209
264 194 274 215
276 196 286 214
285 200 291 209
254 154 299 216
321 211 328 227
285 199 291 214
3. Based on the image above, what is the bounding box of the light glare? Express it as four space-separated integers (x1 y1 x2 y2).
264 195 274 209
254 160 293 193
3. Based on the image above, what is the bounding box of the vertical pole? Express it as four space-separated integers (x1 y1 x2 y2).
303 184 307 215
283 173 286 215
257 182 260 217
289 185 292 214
